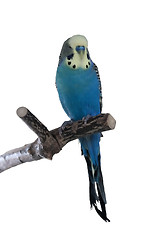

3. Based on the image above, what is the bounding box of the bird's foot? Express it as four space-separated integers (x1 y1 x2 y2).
59 120 73 135
82 115 92 125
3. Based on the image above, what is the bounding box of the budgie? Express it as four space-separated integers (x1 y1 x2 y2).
56 35 110 222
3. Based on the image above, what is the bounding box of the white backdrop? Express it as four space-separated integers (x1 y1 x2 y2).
0 0 160 239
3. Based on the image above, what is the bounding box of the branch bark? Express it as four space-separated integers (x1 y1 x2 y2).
0 107 116 173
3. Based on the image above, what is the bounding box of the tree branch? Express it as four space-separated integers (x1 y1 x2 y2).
0 107 116 173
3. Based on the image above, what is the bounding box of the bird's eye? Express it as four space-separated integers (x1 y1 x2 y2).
67 54 74 60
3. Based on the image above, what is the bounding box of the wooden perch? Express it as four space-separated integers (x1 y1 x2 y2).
0 107 116 173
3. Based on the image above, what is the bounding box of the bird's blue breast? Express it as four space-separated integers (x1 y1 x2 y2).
56 61 100 121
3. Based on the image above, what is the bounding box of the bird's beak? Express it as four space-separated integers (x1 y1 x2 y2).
76 46 85 54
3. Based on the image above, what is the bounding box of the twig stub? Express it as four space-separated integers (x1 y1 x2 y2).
17 107 61 159
17 107 49 141
17 107 28 118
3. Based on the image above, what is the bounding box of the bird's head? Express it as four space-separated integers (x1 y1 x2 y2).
58 35 91 70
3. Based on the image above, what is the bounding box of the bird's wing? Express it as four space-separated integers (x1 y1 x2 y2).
93 63 102 113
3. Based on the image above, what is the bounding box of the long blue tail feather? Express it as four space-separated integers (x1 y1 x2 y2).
82 147 110 222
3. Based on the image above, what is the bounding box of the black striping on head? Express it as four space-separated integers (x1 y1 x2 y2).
58 38 74 65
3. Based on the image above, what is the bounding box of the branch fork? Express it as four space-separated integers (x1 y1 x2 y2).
0 107 116 173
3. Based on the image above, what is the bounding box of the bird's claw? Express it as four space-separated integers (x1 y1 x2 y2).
59 120 73 135
82 115 92 125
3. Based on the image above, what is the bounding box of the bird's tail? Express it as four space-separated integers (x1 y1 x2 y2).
84 150 110 222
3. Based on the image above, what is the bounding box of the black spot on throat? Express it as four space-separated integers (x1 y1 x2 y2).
73 65 76 69
86 65 88 68
68 61 71 65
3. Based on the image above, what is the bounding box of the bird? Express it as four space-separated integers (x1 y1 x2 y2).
56 35 110 222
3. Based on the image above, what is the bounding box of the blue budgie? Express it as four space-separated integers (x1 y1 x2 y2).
56 35 110 222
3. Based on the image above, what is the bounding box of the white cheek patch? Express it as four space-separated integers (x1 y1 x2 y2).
65 50 91 70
